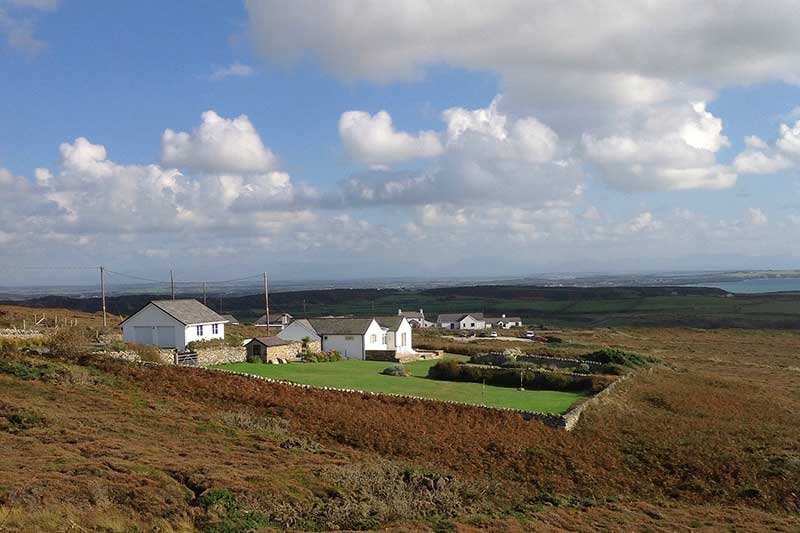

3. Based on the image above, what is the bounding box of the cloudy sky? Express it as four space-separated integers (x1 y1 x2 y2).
2 1 800 284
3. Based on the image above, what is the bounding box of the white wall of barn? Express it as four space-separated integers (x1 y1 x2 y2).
122 303 225 351
122 304 185 349
321 334 365 359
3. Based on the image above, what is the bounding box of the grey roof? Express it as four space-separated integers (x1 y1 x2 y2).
307 317 375 335
246 336 292 347
399 310 424 318
254 312 293 325
485 316 522 324
220 314 239 324
376 316 404 330
436 312 485 323
150 299 227 326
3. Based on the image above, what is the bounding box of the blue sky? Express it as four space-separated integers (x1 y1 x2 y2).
2 1 800 285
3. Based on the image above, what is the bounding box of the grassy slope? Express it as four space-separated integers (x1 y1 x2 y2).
216 356 584 414
1 325 799 531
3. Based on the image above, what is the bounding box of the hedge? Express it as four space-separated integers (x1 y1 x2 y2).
427 360 611 393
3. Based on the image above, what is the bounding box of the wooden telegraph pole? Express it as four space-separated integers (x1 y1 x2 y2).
263 272 270 335
170 269 175 300
100 266 107 327
203 282 207 306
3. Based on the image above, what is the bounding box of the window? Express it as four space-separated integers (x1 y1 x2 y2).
381 334 387 344
196 325 203 336
212 323 219 334
252 344 262 356
401 332 407 346
370 334 377 343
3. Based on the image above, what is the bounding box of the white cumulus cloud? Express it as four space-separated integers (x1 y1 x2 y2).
161 110 277 174
339 110 443 168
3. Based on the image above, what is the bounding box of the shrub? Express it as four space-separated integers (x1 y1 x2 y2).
46 328 91 361
105 339 128 352
0 404 46 434
581 347 658 368
303 351 343 363
126 343 163 363
545 336 563 344
246 351 263 364
381 364 410 377
427 360 611 393
0 358 60 381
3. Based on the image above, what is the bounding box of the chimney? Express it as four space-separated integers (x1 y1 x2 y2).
419 308 423 315
502 313 506 318
398 308 402 315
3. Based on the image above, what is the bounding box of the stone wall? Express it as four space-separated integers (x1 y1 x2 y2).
365 349 397 362
517 354 604 369
266 340 319 361
195 345 246 366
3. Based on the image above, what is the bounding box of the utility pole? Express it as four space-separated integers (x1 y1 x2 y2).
302 299 307 318
170 269 175 300
100 266 107 327
203 282 207 306
263 272 270 335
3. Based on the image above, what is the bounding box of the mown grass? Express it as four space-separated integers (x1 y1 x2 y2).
215 356 584 414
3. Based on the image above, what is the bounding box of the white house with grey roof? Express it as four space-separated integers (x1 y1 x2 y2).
121 299 228 351
278 316 413 359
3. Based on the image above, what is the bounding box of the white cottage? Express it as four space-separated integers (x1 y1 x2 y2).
278 317 413 359
121 299 228 351
436 313 486 330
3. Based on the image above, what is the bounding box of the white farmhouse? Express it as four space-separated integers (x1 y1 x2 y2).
121 299 228 351
278 316 413 359
436 313 486 330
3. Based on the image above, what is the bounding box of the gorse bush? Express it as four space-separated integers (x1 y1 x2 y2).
303 351 343 363
47 328 91 361
581 348 658 368
126 343 163 363
427 360 611 393
381 364 410 377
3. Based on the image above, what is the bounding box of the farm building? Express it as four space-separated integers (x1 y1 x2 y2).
278 317 413 360
254 312 294 329
485 314 523 329
436 313 486 330
120 299 228 351
220 314 239 325
244 336 317 362
397 308 434 328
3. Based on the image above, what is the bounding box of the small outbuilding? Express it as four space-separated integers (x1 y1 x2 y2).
121 299 228 351
244 336 308 362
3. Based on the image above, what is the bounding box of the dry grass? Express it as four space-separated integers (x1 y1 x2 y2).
0 326 798 531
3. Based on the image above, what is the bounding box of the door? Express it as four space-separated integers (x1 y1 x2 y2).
156 326 176 348
133 326 153 345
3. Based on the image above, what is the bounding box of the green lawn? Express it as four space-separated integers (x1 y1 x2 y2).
214 356 584 414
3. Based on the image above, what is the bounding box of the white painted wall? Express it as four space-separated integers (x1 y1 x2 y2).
183 321 225 346
278 321 320 342
393 319 413 353
321 334 364 359
123 304 183 349
459 315 485 330
122 303 224 350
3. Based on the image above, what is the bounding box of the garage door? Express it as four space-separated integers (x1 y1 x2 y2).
133 326 153 345
156 326 176 348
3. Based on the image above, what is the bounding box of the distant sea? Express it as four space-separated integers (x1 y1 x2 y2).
686 278 800 294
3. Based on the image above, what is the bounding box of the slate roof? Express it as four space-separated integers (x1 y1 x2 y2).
307 317 375 335
436 312 485 323
254 312 293 325
220 314 239 324
399 310 424 318
246 336 292 347
375 316 405 330
121 299 227 326
485 316 522 324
